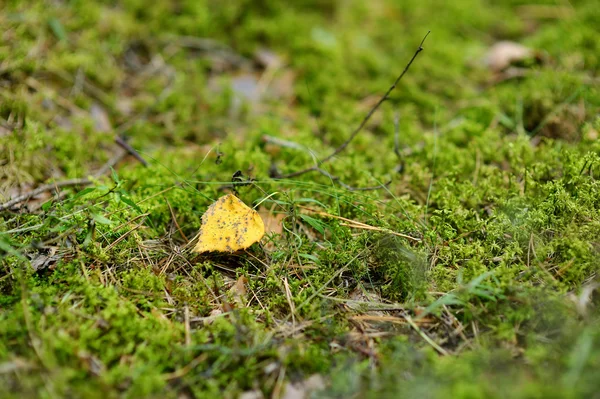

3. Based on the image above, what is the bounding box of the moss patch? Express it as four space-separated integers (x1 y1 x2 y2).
1 0 600 397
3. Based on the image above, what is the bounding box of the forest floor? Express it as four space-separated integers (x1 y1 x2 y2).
1 1 599 398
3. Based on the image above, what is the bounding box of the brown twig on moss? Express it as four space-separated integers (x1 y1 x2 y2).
0 133 152 212
269 160 391 191
312 166 391 191
274 31 430 180
0 149 128 211
115 136 148 167
0 67 176 211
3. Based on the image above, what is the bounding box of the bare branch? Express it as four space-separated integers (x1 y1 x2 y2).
275 31 430 180
0 148 128 212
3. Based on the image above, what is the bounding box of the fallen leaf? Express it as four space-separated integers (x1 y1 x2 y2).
90 103 112 132
0 358 37 374
268 69 296 100
77 350 105 376
282 383 304 399
282 374 326 399
193 194 265 253
258 207 285 235
230 275 248 307
584 127 598 141
254 48 282 69
231 74 261 103
29 247 61 271
116 97 133 116
303 375 326 392
239 390 264 399
30 253 61 271
0 124 10 137
484 41 533 72
568 282 598 317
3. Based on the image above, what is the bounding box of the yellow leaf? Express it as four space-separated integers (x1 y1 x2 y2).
193 194 265 253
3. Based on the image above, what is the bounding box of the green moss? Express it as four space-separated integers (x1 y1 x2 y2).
1 0 600 397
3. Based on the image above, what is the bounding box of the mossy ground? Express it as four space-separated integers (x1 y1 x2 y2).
1 1 600 398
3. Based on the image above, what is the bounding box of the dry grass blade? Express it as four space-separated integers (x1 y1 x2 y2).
300 206 421 242
351 314 435 325
105 219 146 251
404 315 449 356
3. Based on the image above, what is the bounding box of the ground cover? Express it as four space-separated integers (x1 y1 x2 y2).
1 1 599 397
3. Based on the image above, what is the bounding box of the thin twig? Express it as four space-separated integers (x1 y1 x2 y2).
282 276 297 327
264 138 391 190
95 147 128 176
104 219 146 251
314 167 391 191
393 111 406 173
42 68 114 107
261 134 306 151
115 136 148 167
404 314 449 356
275 31 430 179
0 148 127 211
0 179 90 211
268 148 391 190
165 197 189 243
114 69 175 136
162 353 208 381
0 70 167 211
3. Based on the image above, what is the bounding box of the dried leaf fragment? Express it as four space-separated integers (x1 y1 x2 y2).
193 194 265 253
484 41 533 72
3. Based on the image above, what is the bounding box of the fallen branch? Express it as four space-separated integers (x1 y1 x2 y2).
115 136 148 167
114 67 175 138
312 167 391 192
274 31 430 180
0 65 181 211
0 149 127 212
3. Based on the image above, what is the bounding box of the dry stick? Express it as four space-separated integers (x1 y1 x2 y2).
0 150 127 211
114 70 175 137
104 219 146 251
0 178 89 212
392 111 407 174
269 151 390 191
115 136 148 167
0 69 178 211
165 197 189 243
162 353 209 381
110 70 176 167
404 314 449 356
30 71 148 166
313 167 391 191
262 134 307 151
300 205 421 242
43 68 114 108
276 31 430 180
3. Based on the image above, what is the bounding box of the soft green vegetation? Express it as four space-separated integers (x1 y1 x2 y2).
1 0 600 397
